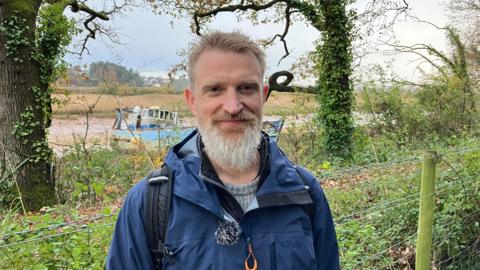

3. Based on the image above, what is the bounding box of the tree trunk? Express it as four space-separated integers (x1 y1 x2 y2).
0 1 55 211
315 0 354 157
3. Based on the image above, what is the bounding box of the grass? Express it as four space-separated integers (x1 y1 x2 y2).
52 90 317 119
4 90 480 269
0 204 117 270
2 141 479 269
1 139 478 269
53 93 189 118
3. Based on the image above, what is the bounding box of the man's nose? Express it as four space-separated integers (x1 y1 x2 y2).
222 89 243 114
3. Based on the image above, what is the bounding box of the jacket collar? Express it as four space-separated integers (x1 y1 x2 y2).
165 129 310 217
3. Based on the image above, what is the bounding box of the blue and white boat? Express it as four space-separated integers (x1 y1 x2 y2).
110 106 194 150
111 106 284 150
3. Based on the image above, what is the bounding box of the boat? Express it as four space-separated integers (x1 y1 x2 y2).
110 106 284 150
262 119 285 143
110 106 194 150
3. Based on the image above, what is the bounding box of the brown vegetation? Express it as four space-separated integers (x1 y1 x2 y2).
53 93 187 117
52 91 317 118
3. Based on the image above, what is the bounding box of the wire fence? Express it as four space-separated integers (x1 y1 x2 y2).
0 144 478 268
349 209 480 269
349 233 418 269
317 156 421 182
331 147 480 269
0 213 115 242
334 170 479 225
315 143 480 183
0 222 115 249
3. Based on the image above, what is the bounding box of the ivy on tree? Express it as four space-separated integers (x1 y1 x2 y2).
0 0 124 211
154 0 358 158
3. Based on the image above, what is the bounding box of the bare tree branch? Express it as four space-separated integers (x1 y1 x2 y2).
263 4 292 65
391 78 430 88
193 0 285 36
191 0 318 64
449 0 480 11
383 41 449 78
64 0 132 55
67 0 109 20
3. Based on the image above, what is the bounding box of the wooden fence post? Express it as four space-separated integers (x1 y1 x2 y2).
415 151 437 270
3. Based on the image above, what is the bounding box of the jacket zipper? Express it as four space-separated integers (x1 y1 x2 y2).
244 235 258 270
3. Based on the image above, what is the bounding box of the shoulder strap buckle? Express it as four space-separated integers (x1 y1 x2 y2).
149 175 169 184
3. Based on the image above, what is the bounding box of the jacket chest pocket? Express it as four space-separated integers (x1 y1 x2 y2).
252 232 316 270
163 237 245 270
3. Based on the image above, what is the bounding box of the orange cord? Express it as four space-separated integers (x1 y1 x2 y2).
244 243 258 270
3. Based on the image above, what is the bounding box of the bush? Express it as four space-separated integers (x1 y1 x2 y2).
55 142 165 206
327 146 480 269
0 206 116 269
357 80 430 144
356 72 479 143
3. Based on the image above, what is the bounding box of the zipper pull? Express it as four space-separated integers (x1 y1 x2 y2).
164 245 175 264
244 239 257 270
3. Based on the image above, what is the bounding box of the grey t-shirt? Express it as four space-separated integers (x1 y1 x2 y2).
223 177 259 211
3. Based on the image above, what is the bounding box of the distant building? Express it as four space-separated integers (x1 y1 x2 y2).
143 76 166 87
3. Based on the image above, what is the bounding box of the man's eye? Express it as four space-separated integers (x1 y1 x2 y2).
208 87 222 93
238 84 256 92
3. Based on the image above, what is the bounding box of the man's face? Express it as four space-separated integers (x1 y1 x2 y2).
185 49 268 140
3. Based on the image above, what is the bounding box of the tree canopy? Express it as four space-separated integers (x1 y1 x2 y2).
89 61 144 87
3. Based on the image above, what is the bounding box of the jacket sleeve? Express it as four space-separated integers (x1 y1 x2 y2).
297 167 340 270
106 180 155 270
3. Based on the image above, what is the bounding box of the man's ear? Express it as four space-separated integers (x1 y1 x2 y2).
184 88 196 116
263 85 269 103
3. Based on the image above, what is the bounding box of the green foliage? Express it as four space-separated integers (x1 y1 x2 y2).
326 145 480 269
1 129 479 268
34 2 77 129
34 3 76 95
430 152 480 268
0 168 17 210
0 13 31 63
314 0 354 158
2 3 76 169
336 220 395 269
357 72 479 143
89 61 145 87
12 106 39 140
0 142 167 267
0 206 115 269
55 143 161 206
415 75 478 134
358 82 428 144
4 0 36 17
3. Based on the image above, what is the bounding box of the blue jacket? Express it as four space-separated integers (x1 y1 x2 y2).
107 130 339 269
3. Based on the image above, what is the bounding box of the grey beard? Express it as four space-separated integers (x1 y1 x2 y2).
199 121 261 172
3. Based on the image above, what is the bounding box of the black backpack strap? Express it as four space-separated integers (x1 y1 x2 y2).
294 166 316 224
145 164 174 270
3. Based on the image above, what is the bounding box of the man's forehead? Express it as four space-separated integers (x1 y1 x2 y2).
191 50 263 87
194 49 262 72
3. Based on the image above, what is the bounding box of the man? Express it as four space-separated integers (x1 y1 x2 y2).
107 31 339 269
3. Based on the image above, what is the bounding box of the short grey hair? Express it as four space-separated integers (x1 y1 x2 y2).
187 31 266 87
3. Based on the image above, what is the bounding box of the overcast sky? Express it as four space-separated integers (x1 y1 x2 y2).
64 0 450 83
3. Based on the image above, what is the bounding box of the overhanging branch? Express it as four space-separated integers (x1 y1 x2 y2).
64 0 131 55
193 0 285 36
264 4 292 65
192 0 301 64
67 0 109 20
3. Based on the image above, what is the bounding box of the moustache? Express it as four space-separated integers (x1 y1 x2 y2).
213 110 257 122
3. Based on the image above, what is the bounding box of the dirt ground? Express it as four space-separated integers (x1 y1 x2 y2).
47 115 304 154
48 117 114 154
